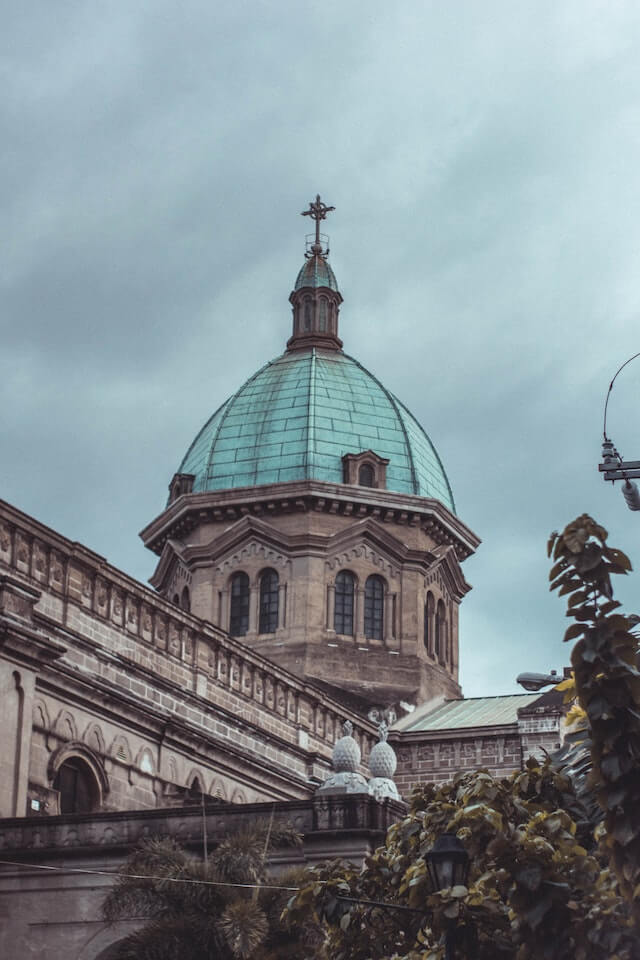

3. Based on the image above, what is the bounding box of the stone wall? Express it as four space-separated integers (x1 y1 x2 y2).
0 796 404 960
392 728 527 795
0 498 377 818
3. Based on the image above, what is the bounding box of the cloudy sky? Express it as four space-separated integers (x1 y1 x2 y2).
3 1 640 698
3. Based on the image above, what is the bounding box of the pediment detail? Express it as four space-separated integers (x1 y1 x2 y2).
183 515 292 566
214 539 292 575
324 519 406 579
425 545 471 601
148 539 186 591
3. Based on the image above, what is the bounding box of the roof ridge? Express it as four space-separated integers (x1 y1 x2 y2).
306 348 316 474
443 693 537 702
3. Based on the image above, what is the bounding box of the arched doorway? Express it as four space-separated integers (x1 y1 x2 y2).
53 756 100 814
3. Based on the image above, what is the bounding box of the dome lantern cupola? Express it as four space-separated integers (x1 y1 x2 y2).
287 194 343 352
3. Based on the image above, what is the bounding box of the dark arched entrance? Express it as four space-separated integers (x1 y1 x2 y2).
53 757 99 814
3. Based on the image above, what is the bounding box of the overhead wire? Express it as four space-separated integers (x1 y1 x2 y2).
0 859 300 891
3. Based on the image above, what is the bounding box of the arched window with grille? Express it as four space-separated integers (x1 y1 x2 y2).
364 575 385 641
435 599 446 661
229 572 250 636
259 568 279 634
424 591 434 653
334 571 355 636
358 463 375 487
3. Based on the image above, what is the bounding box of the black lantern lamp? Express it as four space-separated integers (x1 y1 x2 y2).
425 833 470 891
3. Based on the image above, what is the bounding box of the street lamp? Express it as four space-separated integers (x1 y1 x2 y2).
425 833 470 890
516 669 560 692
425 833 470 960
598 352 640 511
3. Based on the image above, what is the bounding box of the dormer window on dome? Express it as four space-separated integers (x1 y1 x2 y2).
342 451 389 490
168 472 195 504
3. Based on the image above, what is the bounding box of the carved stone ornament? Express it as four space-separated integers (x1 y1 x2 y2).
367 721 401 802
316 718 368 796
0 523 11 555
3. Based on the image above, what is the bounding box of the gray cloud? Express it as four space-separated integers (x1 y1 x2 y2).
3 0 640 697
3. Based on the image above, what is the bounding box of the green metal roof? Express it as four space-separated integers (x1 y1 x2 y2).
294 255 339 291
399 695 541 733
178 348 455 510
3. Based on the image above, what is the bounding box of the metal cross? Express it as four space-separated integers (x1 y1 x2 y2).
301 194 335 245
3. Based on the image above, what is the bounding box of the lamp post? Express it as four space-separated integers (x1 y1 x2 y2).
425 833 470 960
598 352 640 512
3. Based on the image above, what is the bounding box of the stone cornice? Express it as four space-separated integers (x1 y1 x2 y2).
139 480 481 561
0 796 404 859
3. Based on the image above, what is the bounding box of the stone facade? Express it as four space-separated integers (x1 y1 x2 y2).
392 729 527 797
0 498 380 821
0 495 561 824
142 480 478 708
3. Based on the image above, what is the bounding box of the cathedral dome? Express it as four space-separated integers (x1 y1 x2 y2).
177 347 455 511
176 195 455 514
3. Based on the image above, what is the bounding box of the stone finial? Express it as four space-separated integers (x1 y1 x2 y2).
315 718 369 796
368 721 400 802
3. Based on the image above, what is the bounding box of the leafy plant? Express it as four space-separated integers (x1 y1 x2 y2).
103 821 322 960
548 515 640 917
284 515 640 959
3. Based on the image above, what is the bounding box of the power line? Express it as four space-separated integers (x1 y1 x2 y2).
0 859 300 891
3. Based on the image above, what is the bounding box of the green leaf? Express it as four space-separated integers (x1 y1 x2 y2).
605 547 632 571
564 624 585 643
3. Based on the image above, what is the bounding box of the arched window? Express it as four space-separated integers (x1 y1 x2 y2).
180 587 190 612
358 463 375 487
172 593 180 605
303 296 313 331
424 591 435 653
53 758 99 814
334 571 355 636
229 572 250 636
435 599 446 661
318 297 328 331
364 575 385 641
259 568 279 634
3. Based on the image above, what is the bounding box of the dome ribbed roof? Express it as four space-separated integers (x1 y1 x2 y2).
178 348 455 512
294 255 339 291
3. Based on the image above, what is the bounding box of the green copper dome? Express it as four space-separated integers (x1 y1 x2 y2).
178 348 455 512
294 256 339 291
